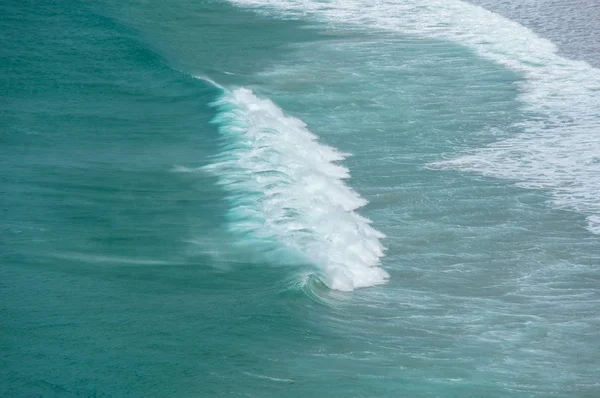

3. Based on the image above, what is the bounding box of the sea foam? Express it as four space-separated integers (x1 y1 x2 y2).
201 84 388 291
226 0 600 234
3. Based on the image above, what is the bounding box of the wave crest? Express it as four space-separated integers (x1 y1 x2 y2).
202 85 388 291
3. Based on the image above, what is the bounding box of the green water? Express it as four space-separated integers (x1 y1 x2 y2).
2 0 599 397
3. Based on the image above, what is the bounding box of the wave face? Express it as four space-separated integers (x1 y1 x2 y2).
224 0 600 234
202 85 388 291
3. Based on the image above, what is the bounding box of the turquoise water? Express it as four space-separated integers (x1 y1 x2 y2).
2 0 600 397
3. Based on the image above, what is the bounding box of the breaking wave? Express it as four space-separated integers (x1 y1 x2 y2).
201 82 388 291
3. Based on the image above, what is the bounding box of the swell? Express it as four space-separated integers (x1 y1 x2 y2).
199 81 388 291
225 0 600 234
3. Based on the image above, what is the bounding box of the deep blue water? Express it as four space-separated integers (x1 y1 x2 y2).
2 0 599 397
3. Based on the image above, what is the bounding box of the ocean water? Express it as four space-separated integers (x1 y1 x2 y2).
1 0 599 397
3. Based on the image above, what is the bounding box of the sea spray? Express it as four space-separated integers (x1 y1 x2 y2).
200 84 388 291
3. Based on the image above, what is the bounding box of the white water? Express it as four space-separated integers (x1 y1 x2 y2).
202 85 388 291
226 0 600 234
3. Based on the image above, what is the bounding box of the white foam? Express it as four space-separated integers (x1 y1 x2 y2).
202 86 388 291
226 0 600 233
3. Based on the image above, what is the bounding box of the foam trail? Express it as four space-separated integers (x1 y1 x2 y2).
194 74 225 90
200 82 388 291
225 0 600 233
